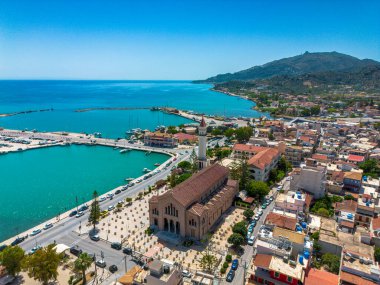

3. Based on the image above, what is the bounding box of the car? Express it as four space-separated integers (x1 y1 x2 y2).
43 223 53 230
111 242 122 250
96 260 106 268
286 176 291 181
226 270 235 282
261 204 267 209
70 246 82 256
248 225 254 231
99 197 106 202
269 196 274 201
108 205 115 211
277 186 282 191
0 245 7 252
115 189 121 195
69 210 78 217
30 229 42 236
258 210 263 215
123 247 133 255
107 193 114 198
247 236 255 246
76 211 84 218
254 216 259 221
117 200 124 205
182 270 192 278
109 265 118 273
28 245 42 255
79 205 89 211
90 234 100 241
231 259 239 270
11 236 26 246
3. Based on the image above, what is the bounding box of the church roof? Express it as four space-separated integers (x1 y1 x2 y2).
172 163 229 207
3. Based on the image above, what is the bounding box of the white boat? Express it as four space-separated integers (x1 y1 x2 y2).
120 148 131 153
143 168 151 173
125 178 134 181
154 163 161 166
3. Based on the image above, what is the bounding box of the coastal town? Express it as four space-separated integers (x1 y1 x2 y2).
1 99 380 285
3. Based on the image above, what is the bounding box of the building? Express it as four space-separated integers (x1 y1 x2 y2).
144 132 178 148
264 212 297 231
148 164 238 240
173 133 198 144
343 172 362 193
232 144 268 160
285 145 303 167
248 148 280 181
291 166 327 199
304 268 339 285
198 116 208 170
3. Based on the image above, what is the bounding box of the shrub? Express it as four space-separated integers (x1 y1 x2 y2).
223 262 228 269
220 267 226 274
225 254 232 263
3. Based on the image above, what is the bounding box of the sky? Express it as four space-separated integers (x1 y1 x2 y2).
0 0 379 80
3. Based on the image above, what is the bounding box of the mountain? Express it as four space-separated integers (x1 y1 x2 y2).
195 51 380 83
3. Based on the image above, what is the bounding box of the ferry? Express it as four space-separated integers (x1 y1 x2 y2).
143 168 151 173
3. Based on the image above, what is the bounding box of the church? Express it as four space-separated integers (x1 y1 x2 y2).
148 117 239 240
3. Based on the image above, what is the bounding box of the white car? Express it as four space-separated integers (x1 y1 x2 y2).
182 270 192 278
99 197 106 202
108 205 115 211
30 229 42 236
247 236 255 246
75 211 84 218
43 223 53 230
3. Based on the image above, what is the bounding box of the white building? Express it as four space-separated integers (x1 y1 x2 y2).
198 116 209 170
291 165 327 199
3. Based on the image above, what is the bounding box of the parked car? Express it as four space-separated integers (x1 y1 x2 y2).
115 189 121 195
76 211 84 218
96 260 106 268
90 234 100 241
0 245 7 252
70 246 82 256
247 236 255 246
111 242 122 250
231 259 239 270
79 205 89 211
43 223 53 230
109 265 118 273
30 229 42 236
182 270 192 278
108 205 115 211
262 204 267 209
123 247 132 255
11 236 26 246
69 210 78 217
99 196 106 202
226 270 235 282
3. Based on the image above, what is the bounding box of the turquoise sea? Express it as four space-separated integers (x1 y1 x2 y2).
0 145 168 242
0 81 263 138
0 81 263 242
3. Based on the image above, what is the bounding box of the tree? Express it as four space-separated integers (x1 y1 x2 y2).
239 158 250 190
167 126 178 134
321 253 340 274
310 105 321 116
359 159 380 178
224 129 235 139
23 244 61 285
227 233 244 247
235 126 253 143
88 191 100 231
232 221 247 237
190 149 198 173
316 208 330 217
200 249 217 273
74 253 93 285
243 209 254 220
246 181 270 200
277 156 292 173
0 246 25 276
176 173 192 184
375 246 380 262
177 161 192 171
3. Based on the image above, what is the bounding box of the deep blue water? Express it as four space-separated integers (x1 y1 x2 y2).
0 81 262 138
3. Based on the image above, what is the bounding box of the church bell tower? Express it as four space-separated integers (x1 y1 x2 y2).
198 116 208 170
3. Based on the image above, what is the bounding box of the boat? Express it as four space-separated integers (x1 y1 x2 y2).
120 148 131 153
154 163 161 166
125 178 134 181
145 151 152 156
113 147 120 150
143 168 151 173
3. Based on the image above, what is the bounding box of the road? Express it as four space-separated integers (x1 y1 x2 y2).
225 178 290 285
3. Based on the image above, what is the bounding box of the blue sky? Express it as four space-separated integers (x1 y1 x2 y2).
0 0 379 80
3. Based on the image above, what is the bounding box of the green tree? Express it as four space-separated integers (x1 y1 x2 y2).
74 253 93 285
359 159 380 178
243 209 254 220
310 105 321 116
167 126 178 134
321 253 340 274
316 208 330 217
177 161 192 171
277 156 292 173
230 160 242 181
227 233 245 247
235 126 253 143
0 246 25 276
176 173 192 184
224 129 235 139
239 158 250 190
190 149 198 173
232 221 248 237
88 191 100 231
246 181 270 200
200 249 217 273
23 244 61 285
375 246 380 262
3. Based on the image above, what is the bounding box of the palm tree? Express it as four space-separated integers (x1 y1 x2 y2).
74 253 93 284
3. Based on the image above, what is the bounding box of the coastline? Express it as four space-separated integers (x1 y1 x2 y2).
0 129 178 245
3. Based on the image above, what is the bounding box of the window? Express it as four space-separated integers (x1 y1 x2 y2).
274 272 280 278
287 276 292 283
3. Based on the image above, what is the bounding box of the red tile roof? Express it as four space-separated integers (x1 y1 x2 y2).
265 212 297 230
347 154 365 162
334 200 357 212
200 116 207 127
340 271 377 285
233 144 267 154
372 217 380 230
172 164 230 207
173 133 198 142
254 254 272 269
312 154 329 161
248 148 279 170
304 268 339 285
340 220 355 229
